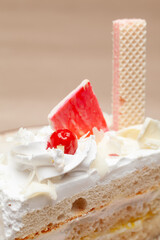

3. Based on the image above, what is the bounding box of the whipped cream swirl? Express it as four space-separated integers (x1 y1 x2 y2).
9 129 97 182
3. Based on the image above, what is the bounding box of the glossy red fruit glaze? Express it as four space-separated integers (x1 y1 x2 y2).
48 80 108 138
47 129 78 155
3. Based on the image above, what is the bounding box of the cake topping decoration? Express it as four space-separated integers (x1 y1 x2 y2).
112 19 146 130
138 118 160 149
48 79 108 138
47 129 78 155
109 153 119 157
10 130 97 182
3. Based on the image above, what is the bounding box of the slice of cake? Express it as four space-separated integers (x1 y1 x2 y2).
0 83 160 240
0 19 160 240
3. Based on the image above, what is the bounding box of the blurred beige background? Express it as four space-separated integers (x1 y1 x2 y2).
0 0 160 132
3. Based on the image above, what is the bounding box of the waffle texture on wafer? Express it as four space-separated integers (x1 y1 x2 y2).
113 19 146 130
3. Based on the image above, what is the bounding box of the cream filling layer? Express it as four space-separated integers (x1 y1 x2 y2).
34 189 160 240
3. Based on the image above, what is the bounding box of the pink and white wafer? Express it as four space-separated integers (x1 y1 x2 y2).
112 19 146 130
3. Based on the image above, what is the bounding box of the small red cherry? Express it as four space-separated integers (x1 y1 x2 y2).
47 129 78 155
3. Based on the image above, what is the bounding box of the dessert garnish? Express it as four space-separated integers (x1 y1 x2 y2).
113 19 146 130
47 129 78 155
109 153 119 157
138 118 160 149
48 79 108 138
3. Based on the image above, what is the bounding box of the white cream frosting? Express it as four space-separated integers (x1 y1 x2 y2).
10 134 96 182
0 117 160 240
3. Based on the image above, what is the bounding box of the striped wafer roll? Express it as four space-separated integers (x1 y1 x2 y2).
112 19 146 130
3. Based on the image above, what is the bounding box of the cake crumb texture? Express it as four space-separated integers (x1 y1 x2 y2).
15 166 160 240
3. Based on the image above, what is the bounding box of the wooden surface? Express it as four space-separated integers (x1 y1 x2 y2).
0 0 160 132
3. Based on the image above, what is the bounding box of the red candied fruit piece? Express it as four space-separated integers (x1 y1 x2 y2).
48 80 108 138
109 153 119 157
47 129 78 155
